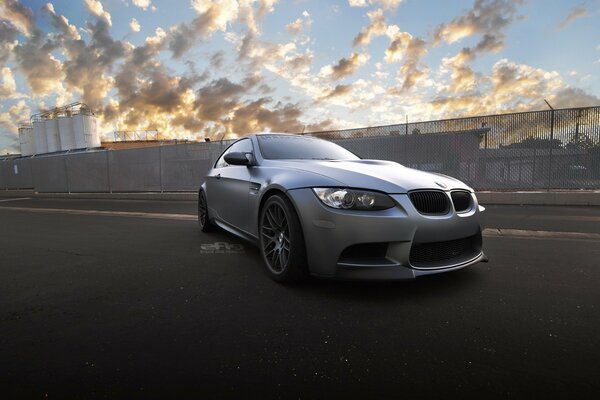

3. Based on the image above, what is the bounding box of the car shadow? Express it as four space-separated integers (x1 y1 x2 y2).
201 226 486 302
288 266 485 302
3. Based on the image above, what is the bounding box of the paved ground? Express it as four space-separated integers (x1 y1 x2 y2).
0 197 599 399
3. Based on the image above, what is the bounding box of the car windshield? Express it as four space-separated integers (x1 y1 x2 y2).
257 135 360 160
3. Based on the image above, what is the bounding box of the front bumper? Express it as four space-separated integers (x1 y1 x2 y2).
286 188 486 281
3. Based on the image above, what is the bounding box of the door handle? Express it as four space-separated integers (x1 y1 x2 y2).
216 173 221 179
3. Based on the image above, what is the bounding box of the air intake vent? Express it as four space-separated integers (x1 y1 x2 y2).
410 233 482 269
409 191 449 215
451 191 472 213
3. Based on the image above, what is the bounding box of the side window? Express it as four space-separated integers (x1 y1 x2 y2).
214 138 254 168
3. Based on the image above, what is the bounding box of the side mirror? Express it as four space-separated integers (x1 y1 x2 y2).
224 152 252 166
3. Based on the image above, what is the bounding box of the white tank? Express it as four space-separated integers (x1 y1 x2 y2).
87 115 100 147
72 113 100 149
33 120 48 154
45 118 61 152
58 115 75 150
18 125 35 156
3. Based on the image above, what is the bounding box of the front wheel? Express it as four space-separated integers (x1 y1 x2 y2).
259 194 308 283
198 190 216 232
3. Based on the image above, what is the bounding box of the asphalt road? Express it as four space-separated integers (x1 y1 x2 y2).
0 197 599 399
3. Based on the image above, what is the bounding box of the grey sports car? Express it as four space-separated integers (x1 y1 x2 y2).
198 133 487 282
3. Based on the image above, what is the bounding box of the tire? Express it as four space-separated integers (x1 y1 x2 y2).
198 190 216 232
259 194 308 283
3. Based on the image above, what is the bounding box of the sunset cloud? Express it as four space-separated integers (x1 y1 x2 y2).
395 37 427 92
60 18 126 109
190 0 239 31
0 67 19 98
353 8 387 46
132 0 153 11
433 0 521 49
286 11 311 34
13 33 64 96
348 0 404 11
319 84 353 101
168 0 244 58
0 0 35 36
84 0 112 26
0 0 598 153
238 0 280 35
429 59 600 116
557 5 588 30
129 18 141 33
0 20 19 67
430 0 525 103
324 52 369 80
0 99 30 138
44 3 80 40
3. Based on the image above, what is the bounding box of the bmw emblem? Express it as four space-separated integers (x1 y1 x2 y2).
435 181 447 188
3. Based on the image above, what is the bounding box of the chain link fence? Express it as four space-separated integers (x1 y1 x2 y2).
2 106 600 192
309 106 600 190
0 140 235 193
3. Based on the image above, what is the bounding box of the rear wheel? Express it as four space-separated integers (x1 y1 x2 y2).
259 194 307 283
198 190 216 232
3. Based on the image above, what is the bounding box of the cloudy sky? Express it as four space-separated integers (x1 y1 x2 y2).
1 0 599 153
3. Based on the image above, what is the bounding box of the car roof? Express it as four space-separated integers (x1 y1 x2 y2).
252 132 299 137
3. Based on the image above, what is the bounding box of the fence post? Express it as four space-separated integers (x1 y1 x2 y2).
64 155 71 194
404 119 409 165
2 161 7 190
547 109 555 190
518 150 522 189
543 100 556 191
483 130 488 188
159 143 163 193
106 150 112 193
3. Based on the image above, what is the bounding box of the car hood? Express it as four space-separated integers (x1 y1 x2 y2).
271 159 471 193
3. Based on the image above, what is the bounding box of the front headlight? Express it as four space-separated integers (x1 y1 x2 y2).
312 188 395 210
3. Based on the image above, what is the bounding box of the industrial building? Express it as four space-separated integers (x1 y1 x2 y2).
19 102 100 156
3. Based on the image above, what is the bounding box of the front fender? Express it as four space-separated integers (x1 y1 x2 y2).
247 167 345 238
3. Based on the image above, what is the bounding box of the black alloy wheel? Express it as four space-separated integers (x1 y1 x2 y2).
259 194 307 282
198 190 215 232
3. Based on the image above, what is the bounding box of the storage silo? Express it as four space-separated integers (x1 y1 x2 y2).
45 117 61 152
72 113 100 149
58 115 75 150
87 116 100 147
18 124 34 156
33 120 48 154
